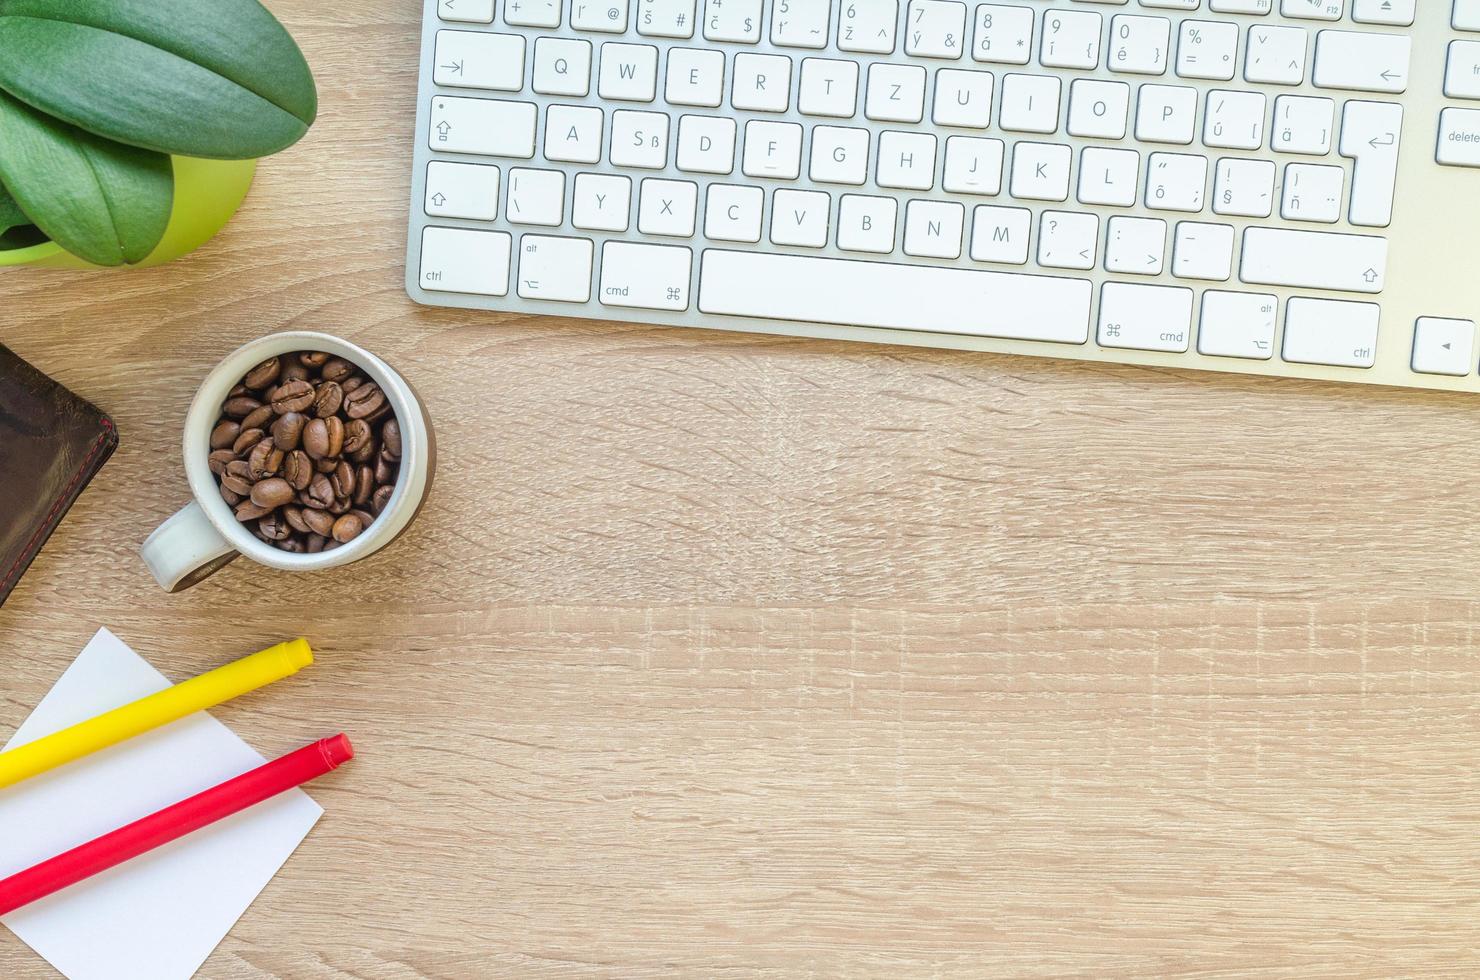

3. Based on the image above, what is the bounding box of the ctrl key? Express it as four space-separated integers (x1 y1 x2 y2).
419 227 511 296
1281 297 1379 369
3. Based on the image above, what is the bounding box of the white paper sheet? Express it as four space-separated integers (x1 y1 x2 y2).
0 628 323 980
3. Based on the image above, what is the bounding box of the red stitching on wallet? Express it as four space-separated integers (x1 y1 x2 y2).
0 417 115 594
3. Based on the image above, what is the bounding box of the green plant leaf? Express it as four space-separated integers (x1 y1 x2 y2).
0 90 172 265
0 0 316 159
0 183 30 235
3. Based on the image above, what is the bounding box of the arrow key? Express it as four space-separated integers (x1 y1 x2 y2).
425 161 500 220
1412 317 1477 376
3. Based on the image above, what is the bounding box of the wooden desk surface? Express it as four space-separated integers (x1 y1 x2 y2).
5 3 1480 976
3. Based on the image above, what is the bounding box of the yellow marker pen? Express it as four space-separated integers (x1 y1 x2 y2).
0 638 313 791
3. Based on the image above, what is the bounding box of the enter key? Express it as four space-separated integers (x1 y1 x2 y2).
1338 100 1403 227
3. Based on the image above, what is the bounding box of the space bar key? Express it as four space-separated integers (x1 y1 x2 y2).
697 250 1093 344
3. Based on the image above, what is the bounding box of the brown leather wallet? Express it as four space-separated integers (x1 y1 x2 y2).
0 344 117 606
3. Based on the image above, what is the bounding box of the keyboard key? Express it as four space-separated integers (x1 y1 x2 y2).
969 205 1031 263
1240 227 1386 292
942 136 1004 194
1459 0 1480 31
705 184 765 242
1271 95 1333 154
703 0 763 41
638 0 697 37
932 69 994 128
601 241 693 310
439 0 495 23
903 200 965 258
865 63 928 121
798 58 860 116
877 131 937 189
1352 0 1412 24
598 43 658 101
1437 107 1480 167
666 48 724 106
771 188 832 246
1109 15 1172 75
1036 211 1098 270
771 0 831 47
676 114 736 173
424 161 500 220
905 0 968 59
506 168 565 225
1067 79 1130 139
1171 220 1234 279
1281 0 1341 19
972 4 1033 65
504 0 561 27
1104 216 1166 275
532 38 592 96
1210 0 1272 12
1412 317 1477 376
1198 290 1278 359
1338 100 1401 227
428 97 536 157
1445 41 1480 101
1077 146 1140 206
998 73 1060 132
1204 89 1265 149
610 110 670 168
1213 157 1275 216
809 125 871 183
543 105 604 163
1145 152 1207 212
572 173 631 231
698 250 1093 343
573 0 630 30
1312 30 1409 94
1040 10 1102 69
837 194 899 252
1010 142 1072 201
517 235 594 301
1245 25 1307 85
419 227 511 295
1135 84 1198 144
638 178 698 237
1175 20 1238 81
1282 297 1378 368
1280 163 1342 222
434 31 525 91
839 0 899 53
742 120 804 178
1097 281 1194 352
732 53 793 112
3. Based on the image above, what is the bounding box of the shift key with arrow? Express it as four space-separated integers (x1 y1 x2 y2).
433 30 526 91
1339 100 1403 227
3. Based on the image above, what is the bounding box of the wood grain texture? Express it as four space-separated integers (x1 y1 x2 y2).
4 2 1480 976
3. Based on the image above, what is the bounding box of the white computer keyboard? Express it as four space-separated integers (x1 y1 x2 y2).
406 0 1480 392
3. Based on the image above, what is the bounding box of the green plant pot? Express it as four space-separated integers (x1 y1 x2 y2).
0 156 256 270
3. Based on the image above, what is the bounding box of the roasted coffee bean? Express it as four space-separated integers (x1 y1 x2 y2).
242 404 276 431
221 473 254 496
231 427 265 456
250 477 295 509
208 449 236 477
300 351 330 368
220 483 243 507
350 508 376 529
234 500 271 522
270 378 315 414
283 505 311 534
257 510 291 540
321 357 355 383
342 418 372 455
283 449 312 490
222 395 261 419
307 473 335 509
329 496 352 515
277 537 306 553
372 484 394 514
226 459 253 480
332 459 356 498
381 418 402 460
209 420 241 450
247 439 284 480
312 381 343 418
302 507 336 537
340 375 364 394
243 356 281 390
272 411 306 451
302 416 345 459
353 464 374 506
228 383 250 399
350 439 376 464
343 382 386 420
306 533 327 553
280 360 311 383
314 456 338 473
374 453 396 486
331 513 364 543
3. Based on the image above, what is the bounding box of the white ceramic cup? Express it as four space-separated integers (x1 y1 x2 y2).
141 331 434 591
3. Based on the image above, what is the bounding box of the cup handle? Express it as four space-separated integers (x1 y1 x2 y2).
140 501 239 592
